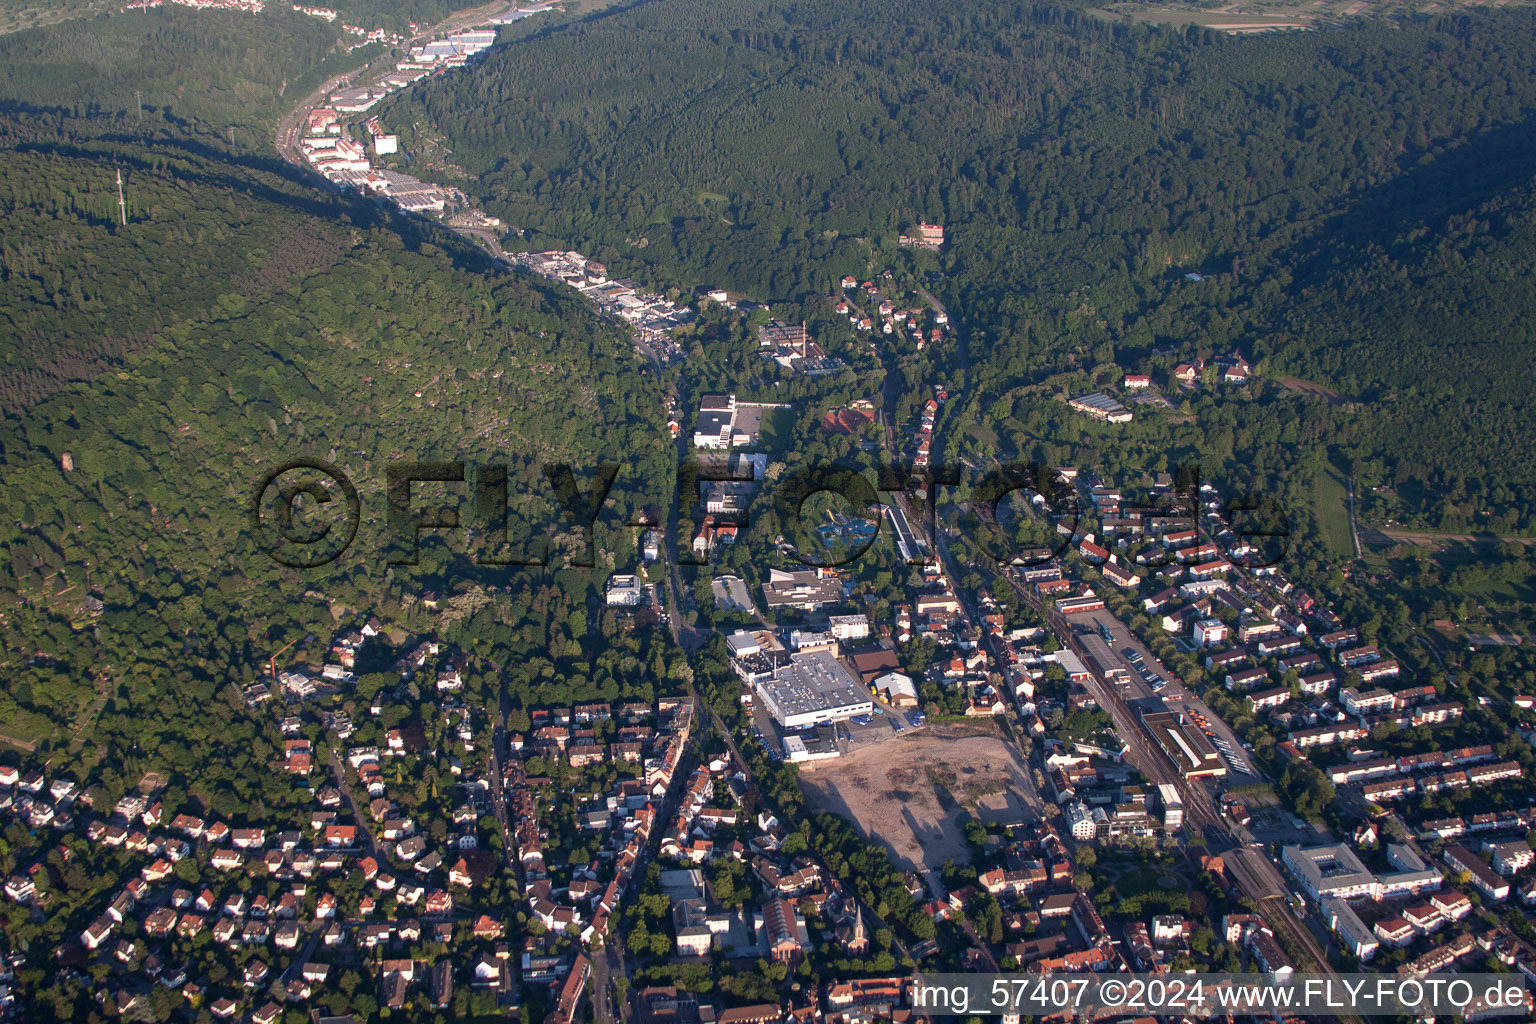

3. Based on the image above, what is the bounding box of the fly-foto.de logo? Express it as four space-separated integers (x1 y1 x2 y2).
249 458 1291 571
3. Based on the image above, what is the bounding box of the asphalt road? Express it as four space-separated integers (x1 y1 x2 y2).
272 0 513 171
326 749 386 863
1041 595 1356 1021
274 67 359 167
661 391 707 654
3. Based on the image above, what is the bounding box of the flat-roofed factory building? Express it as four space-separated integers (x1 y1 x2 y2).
757 650 872 730
761 568 844 611
692 394 749 449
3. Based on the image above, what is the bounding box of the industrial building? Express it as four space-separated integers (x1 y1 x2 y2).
690 394 785 450
781 725 841 764
725 630 787 685
1079 634 1129 685
871 671 918 707
692 394 744 449
756 650 872 729
1067 392 1132 424
761 568 844 611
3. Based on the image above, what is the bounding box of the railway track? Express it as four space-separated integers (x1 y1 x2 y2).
1009 574 1363 1024
1255 896 1364 1024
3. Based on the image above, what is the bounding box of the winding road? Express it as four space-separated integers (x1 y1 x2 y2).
267 17 1364 1013
273 0 514 172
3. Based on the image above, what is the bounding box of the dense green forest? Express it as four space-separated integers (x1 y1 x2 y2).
0 109 673 777
390 0 1536 527
1265 140 1536 520
0 0 457 38
0 118 354 409
0 6 373 127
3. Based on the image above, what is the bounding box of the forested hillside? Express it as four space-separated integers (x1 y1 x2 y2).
0 0 112 36
0 110 673 802
392 0 1536 527
0 6 374 127
1265 125 1536 525
0 0 455 39
0 118 355 411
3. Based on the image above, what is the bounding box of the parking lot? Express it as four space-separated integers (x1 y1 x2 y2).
711 575 756 613
1178 705 1254 777
1244 800 1331 846
840 702 928 751
1069 607 1179 699
1071 605 1253 778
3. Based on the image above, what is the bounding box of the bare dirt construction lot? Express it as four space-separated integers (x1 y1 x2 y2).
798 721 1039 888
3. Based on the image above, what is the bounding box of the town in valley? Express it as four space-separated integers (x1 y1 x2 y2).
2 0 1536 1022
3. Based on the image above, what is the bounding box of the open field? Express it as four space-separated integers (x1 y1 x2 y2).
560 0 633 13
1276 376 1346 404
798 721 1039 888
1311 465 1354 558
1111 7 1316 31
0 1 105 35
1360 527 1535 551
1100 0 1535 32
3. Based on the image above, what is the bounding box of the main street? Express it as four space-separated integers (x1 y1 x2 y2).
487 707 518 875
661 394 707 655
867 283 978 626
654 392 917 968
275 66 358 166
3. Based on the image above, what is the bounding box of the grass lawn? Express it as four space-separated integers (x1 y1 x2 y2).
1114 865 1183 898
1312 464 1354 558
